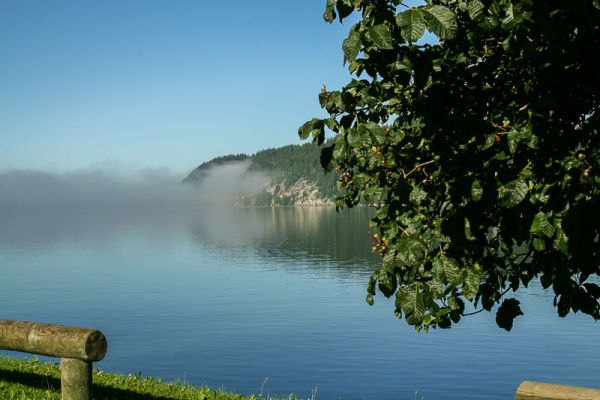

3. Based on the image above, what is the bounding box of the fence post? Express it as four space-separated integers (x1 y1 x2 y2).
0 319 107 400
61 358 93 400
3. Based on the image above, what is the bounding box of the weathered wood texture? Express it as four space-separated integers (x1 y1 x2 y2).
0 319 107 361
61 358 93 400
516 381 600 400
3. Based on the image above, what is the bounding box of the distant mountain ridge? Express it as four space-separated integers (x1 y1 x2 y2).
183 142 338 206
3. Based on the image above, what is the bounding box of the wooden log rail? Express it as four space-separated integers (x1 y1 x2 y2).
516 381 600 400
0 319 107 400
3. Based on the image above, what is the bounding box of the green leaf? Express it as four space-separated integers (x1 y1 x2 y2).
335 1 354 23
584 283 600 299
368 24 394 49
393 55 413 75
320 145 334 170
424 279 443 300
507 133 517 154
432 255 458 285
422 314 435 331
312 122 325 145
501 3 515 30
467 0 485 22
298 119 319 140
449 309 461 323
495 298 523 331
499 178 528 208
396 9 426 43
352 172 368 188
462 266 481 301
422 5 457 40
298 118 317 140
507 129 520 154
342 29 361 65
409 186 427 204
378 271 397 297
464 218 474 240
320 90 340 111
358 125 373 147
527 135 539 149
382 248 397 270
554 234 569 256
347 128 362 148
532 237 546 251
370 187 387 203
400 284 425 325
530 211 555 238
376 204 389 219
359 122 387 145
324 117 339 133
323 0 337 23
471 180 483 201
448 296 464 314
396 235 425 266
385 221 399 240
481 134 496 149
332 137 347 161
481 0 501 29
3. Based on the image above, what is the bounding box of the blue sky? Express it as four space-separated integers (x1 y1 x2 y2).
1 1 365 176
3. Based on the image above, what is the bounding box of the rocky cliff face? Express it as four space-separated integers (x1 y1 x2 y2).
265 179 334 206
233 178 334 206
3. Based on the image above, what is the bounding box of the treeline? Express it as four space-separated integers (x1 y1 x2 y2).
183 141 339 206
182 153 249 184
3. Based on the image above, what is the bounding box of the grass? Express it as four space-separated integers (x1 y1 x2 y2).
0 355 297 400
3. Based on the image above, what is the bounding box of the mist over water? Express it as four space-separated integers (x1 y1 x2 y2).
0 161 270 210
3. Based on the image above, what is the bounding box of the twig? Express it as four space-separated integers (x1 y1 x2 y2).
462 308 485 317
490 120 508 132
402 160 435 179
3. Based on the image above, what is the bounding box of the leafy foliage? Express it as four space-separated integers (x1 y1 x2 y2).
301 0 600 331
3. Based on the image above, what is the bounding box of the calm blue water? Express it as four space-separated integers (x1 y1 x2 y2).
1 206 599 399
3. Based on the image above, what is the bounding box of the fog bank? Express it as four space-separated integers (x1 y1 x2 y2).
0 161 269 210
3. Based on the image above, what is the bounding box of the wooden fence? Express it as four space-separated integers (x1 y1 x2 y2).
515 381 600 400
0 319 107 400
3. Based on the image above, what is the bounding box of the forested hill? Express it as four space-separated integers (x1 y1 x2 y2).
182 142 338 206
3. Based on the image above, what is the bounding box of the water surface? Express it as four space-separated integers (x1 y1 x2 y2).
1 206 598 399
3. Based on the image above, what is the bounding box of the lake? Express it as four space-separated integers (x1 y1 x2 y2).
0 206 598 399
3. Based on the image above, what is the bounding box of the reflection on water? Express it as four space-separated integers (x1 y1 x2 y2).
1 207 379 275
189 207 380 281
0 206 599 400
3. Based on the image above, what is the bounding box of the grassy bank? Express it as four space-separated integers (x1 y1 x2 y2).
0 355 294 400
